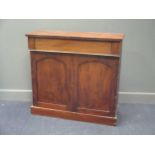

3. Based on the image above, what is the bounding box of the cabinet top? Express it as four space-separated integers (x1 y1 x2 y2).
26 31 124 41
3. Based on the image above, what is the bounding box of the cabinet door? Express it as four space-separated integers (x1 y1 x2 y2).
74 55 119 117
31 52 72 111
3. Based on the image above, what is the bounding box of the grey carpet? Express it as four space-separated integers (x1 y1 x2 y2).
0 101 155 135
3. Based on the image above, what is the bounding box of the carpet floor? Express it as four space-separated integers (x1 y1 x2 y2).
0 101 155 135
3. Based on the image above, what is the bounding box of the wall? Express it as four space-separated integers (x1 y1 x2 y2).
0 19 155 103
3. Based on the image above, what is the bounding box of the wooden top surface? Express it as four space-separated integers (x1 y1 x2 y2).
26 31 124 41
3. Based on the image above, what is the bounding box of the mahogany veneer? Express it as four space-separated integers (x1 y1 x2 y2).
26 31 124 126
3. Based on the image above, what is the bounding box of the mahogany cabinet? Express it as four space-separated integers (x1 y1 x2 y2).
26 31 124 126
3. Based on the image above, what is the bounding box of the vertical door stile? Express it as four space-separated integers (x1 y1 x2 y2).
66 55 76 111
31 52 38 105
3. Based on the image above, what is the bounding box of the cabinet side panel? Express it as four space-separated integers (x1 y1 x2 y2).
111 42 121 54
30 52 38 105
28 37 35 49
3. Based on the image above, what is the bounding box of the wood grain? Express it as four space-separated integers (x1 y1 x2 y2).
75 55 119 117
34 38 117 54
28 37 35 49
26 31 124 125
31 106 117 126
30 52 72 111
26 31 124 41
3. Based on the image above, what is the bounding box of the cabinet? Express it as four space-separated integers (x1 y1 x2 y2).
26 31 124 125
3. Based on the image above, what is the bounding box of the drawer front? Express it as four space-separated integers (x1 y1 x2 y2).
29 38 121 55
